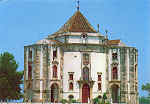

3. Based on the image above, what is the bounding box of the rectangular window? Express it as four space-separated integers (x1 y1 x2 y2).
28 50 32 80
28 64 32 80
69 82 73 90
83 53 89 65
29 50 32 58
53 49 57 60
112 67 118 80
98 83 101 91
98 75 101 81
69 74 73 80
53 65 57 78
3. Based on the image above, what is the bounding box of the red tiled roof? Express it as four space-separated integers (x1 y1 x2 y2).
107 40 121 45
55 11 97 34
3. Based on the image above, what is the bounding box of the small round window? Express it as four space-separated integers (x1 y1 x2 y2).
81 33 87 38
68 95 74 100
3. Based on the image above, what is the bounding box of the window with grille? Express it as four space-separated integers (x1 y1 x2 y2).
53 65 57 78
69 74 73 80
83 67 89 81
28 50 32 80
28 64 32 80
98 83 101 91
112 67 118 80
69 82 73 90
29 50 32 58
98 75 101 81
83 53 89 65
112 53 118 60
53 49 57 60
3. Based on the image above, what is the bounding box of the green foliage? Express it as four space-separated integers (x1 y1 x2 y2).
60 99 68 103
66 98 79 103
0 52 23 102
139 96 150 104
101 93 107 104
142 83 150 97
70 99 78 103
103 93 107 101
93 97 99 104
93 93 110 104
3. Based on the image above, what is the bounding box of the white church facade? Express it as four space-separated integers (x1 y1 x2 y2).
24 8 138 104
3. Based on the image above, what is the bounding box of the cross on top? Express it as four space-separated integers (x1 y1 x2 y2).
77 0 80 11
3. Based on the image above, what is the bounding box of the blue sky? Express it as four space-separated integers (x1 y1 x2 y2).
0 0 150 98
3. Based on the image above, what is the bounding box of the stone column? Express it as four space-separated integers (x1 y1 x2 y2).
26 48 29 80
24 47 28 101
126 49 130 102
47 45 51 102
108 49 112 81
90 87 93 101
40 45 43 101
118 49 121 81
78 83 82 102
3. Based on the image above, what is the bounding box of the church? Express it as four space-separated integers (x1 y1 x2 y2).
24 3 138 104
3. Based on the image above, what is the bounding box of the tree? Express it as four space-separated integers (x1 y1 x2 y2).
93 94 110 104
0 52 23 102
102 93 107 103
139 96 150 104
142 83 150 97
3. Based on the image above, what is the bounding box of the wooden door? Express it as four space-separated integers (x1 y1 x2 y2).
82 84 90 103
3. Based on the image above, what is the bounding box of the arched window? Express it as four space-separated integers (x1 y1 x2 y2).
112 67 118 80
69 82 73 90
53 65 57 78
83 67 89 81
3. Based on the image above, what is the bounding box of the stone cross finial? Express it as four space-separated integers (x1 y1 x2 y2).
77 0 80 11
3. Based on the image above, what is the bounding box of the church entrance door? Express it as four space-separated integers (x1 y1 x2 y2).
82 83 90 103
112 84 119 103
51 83 59 103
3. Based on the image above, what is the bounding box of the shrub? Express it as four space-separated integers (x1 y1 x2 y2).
60 99 68 103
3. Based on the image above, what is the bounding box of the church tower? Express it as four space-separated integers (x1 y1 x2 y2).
24 2 138 104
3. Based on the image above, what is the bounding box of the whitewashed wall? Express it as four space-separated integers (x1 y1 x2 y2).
87 37 100 44
68 36 81 43
91 53 107 98
63 52 81 100
67 36 100 44
63 52 107 100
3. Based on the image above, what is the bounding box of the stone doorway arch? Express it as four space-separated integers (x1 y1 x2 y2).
51 83 59 103
111 84 119 103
